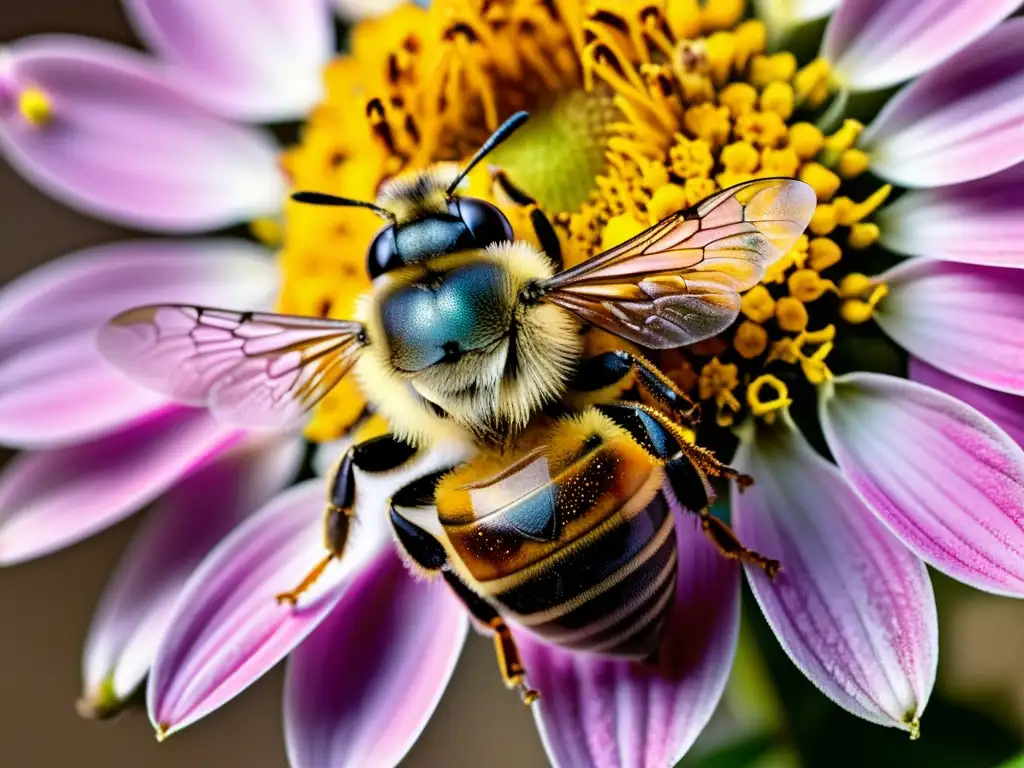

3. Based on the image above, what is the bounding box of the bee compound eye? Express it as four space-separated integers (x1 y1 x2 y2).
454 198 514 248
367 225 403 279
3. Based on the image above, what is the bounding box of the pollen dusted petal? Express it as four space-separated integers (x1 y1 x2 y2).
861 19 1024 188
125 0 332 122
0 37 285 231
874 260 1024 396
518 516 740 768
732 415 936 734
80 437 302 717
284 548 468 768
820 372 1024 597
910 359 1024 448
0 408 239 565
822 0 1019 91
877 162 1024 268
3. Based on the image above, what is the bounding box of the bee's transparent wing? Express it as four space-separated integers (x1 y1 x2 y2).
98 305 366 429
537 178 816 348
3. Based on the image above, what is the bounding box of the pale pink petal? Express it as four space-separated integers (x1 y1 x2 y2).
878 162 1024 268
0 408 240 565
0 333 164 448
861 19 1024 188
147 447 458 737
518 514 741 768
0 239 277 351
822 0 1019 91
284 549 467 768
756 0 841 31
910 358 1024 447
125 0 332 122
80 436 303 717
0 36 284 231
732 415 936 734
0 240 276 447
875 260 1024 396
820 372 1024 597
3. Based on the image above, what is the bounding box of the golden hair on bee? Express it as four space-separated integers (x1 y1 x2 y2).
374 164 462 224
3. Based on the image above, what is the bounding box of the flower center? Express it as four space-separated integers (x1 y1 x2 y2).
273 0 894 442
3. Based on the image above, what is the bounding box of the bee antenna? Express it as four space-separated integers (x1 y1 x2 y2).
446 111 529 196
291 191 396 222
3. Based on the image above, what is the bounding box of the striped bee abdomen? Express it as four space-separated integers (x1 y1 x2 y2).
435 408 680 659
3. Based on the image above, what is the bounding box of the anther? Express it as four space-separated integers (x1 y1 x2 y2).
746 374 792 423
18 87 52 127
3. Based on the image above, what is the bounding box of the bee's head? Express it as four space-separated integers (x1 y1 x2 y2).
291 111 529 280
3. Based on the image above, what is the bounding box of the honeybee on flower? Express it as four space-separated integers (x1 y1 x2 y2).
0 1 1023 767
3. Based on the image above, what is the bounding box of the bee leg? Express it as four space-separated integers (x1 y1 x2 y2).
388 469 455 574
275 433 420 606
443 571 539 706
572 351 700 424
493 169 563 272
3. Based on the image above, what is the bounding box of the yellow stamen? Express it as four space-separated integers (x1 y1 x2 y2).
837 148 871 179
799 162 842 202
720 140 760 173
698 357 742 427
18 87 52 127
648 184 688 224
788 269 836 302
760 81 794 120
788 122 824 160
700 0 746 32
741 285 775 323
749 52 797 87
848 222 880 250
734 320 768 359
747 375 792 423
794 58 832 108
807 237 842 271
823 119 863 156
841 283 889 324
839 273 875 299
809 203 837 236
775 296 808 332
719 82 758 118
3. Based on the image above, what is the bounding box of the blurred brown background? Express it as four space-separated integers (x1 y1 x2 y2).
0 1 546 765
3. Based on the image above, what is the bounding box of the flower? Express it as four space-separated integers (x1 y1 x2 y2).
0 0 349 718
4 1 1024 767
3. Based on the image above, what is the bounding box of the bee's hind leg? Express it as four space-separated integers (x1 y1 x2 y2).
275 433 419 606
493 169 562 272
443 571 539 706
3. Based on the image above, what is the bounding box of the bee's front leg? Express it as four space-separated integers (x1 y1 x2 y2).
275 433 419 606
492 169 563 272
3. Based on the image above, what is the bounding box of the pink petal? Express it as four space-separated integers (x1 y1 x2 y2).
0 407 240 565
147 479 386 737
875 259 1024 396
284 549 467 768
732 415 936 733
125 0 332 122
0 239 276 447
80 436 303 717
878 162 1024 268
910 358 1024 446
0 239 277 351
820 372 1024 597
861 19 1024 188
518 515 741 768
822 0 1019 91
0 36 284 231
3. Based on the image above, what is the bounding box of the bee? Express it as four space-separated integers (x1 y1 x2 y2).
99 112 815 702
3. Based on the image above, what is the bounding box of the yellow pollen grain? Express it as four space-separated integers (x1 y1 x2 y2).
760 81 794 120
721 141 760 173
760 146 800 177
735 110 788 148
799 162 842 202
698 357 742 426
733 21 766 71
788 269 836 302
749 52 796 87
666 0 702 39
684 102 732 148
775 296 809 332
704 32 737 86
808 237 842 271
824 119 864 156
747 374 792 422
719 82 758 118
848 222 880 250
788 122 824 160
838 148 871 179
841 283 888 324
18 87 52 126
669 136 715 178
809 204 837 236
734 320 768 359
839 273 875 299
741 285 775 323
683 176 718 207
794 58 832 108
